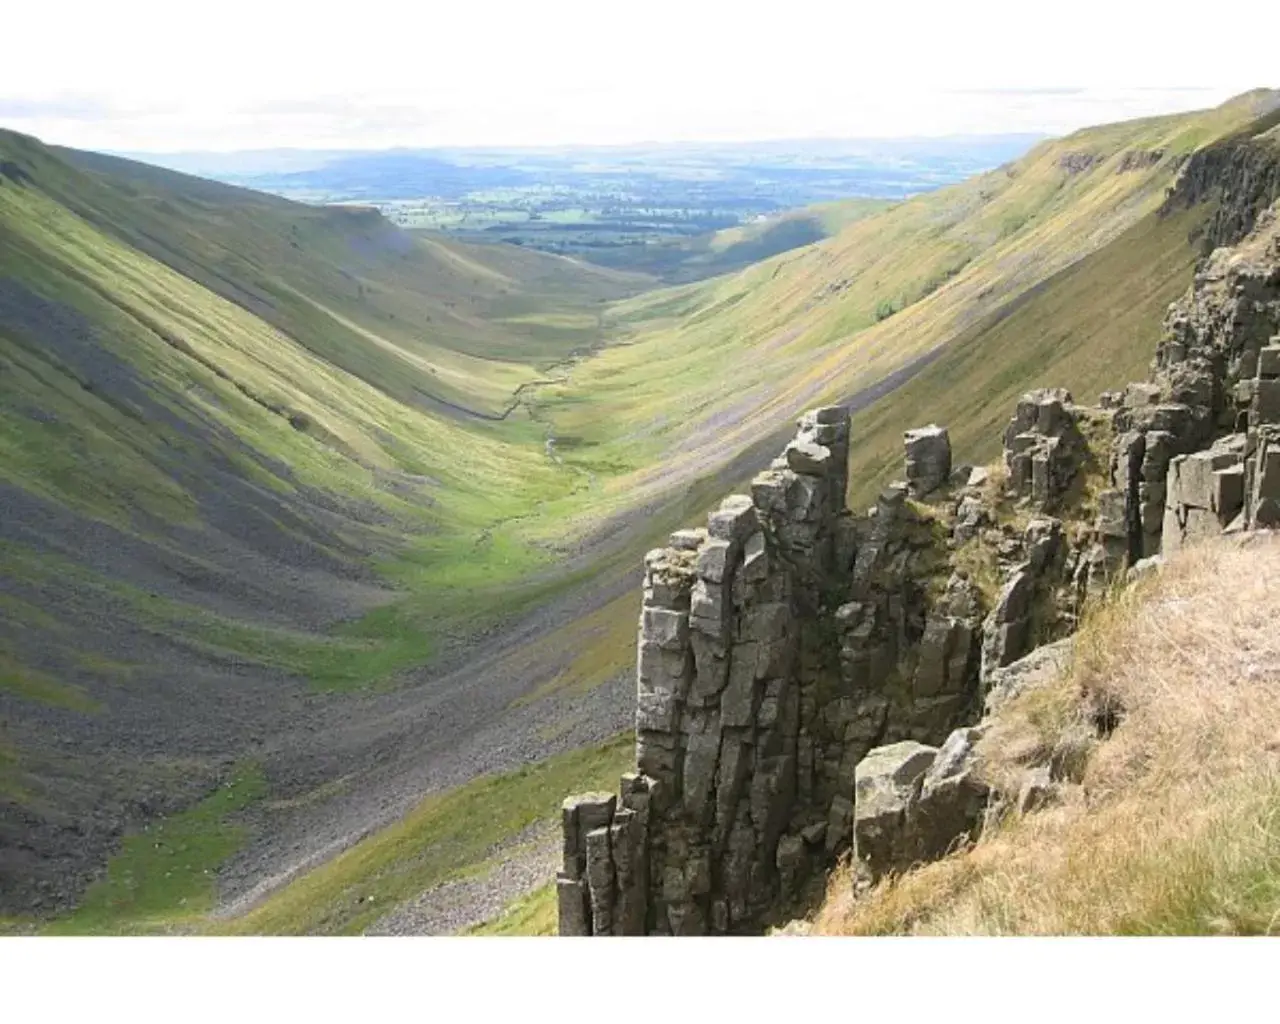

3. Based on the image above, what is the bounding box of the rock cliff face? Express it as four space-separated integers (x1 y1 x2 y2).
557 197 1280 937
1160 111 1280 253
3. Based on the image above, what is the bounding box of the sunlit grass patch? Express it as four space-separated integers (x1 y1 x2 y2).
45 763 268 936
469 882 558 936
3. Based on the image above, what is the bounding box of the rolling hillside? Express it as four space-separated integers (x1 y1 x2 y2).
3 88 1279 933
0 131 644 917
494 91 1280 556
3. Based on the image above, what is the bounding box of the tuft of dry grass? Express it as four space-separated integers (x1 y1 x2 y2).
813 533 1280 935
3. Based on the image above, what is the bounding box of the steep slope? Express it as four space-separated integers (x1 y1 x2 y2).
841 97 1280 505
48 143 645 414
482 92 1280 557
0 132 641 915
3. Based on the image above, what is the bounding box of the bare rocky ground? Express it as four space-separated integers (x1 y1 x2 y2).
364 821 558 936
211 565 637 922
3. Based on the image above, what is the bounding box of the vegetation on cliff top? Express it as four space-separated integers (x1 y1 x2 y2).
815 535 1280 935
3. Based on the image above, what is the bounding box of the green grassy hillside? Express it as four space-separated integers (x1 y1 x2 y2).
4 89 1278 932
54 143 647 414
485 92 1280 552
0 131 647 917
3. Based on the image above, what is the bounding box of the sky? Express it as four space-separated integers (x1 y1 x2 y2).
3 0 1278 153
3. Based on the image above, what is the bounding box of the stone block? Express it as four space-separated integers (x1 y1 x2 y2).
619 772 655 813
641 607 689 651
750 470 789 516
809 405 847 425
561 792 616 877
584 826 615 935
1124 382 1162 407
903 424 952 498
637 686 680 734
689 579 726 630
785 439 832 476
1252 379 1280 426
1168 451 1218 511
708 494 759 541
638 637 687 683
713 733 752 841
1259 346 1280 380
991 567 1033 625
1256 444 1280 501
721 644 761 728
636 731 679 783
742 601 790 642
853 741 938 875
1213 467 1244 520
689 631 728 700
1095 488 1128 539
1141 431 1174 481
556 874 590 936
775 835 807 897
695 539 733 583
683 726 723 823
856 741 938 793
910 727 990 863
785 471 828 521
668 528 707 551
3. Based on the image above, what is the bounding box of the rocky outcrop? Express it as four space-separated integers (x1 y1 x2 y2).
1160 112 1280 252
904 425 951 498
1100 206 1280 563
557 406 990 935
1002 389 1087 511
851 741 937 877
558 197 1280 936
851 728 988 880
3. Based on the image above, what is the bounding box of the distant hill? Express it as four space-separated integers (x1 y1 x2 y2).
575 197 894 282
126 135 1047 199
122 136 1045 283
537 89 1280 523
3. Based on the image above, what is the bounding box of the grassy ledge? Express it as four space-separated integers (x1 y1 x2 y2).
469 883 558 936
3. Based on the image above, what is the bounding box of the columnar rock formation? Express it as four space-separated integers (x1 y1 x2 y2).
556 407 990 935
558 201 1280 936
904 425 951 498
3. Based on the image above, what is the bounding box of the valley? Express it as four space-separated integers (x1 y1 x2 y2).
2 88 1278 936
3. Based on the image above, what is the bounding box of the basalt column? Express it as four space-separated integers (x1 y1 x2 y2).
557 407 849 935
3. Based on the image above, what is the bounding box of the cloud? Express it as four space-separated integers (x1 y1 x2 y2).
0 95 116 119
949 87 1090 97
1 0 1275 152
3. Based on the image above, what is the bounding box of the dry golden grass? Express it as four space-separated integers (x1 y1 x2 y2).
813 533 1280 935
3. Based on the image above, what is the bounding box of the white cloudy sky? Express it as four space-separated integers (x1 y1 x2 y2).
3 0 1277 152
